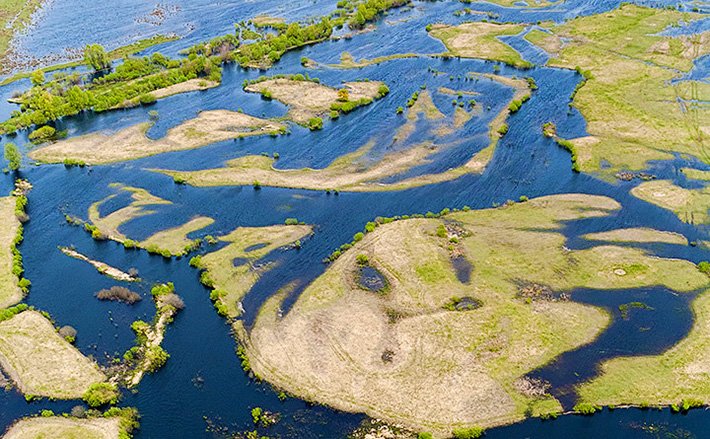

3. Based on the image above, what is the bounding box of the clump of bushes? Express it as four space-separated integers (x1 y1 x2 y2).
555 137 580 172
698 261 710 276
452 426 485 439
58 325 77 343
95 286 142 304
83 382 119 407
307 117 323 130
573 402 601 415
28 126 57 144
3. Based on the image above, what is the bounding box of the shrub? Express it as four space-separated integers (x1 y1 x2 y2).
189 255 204 268
160 293 185 310
28 126 57 144
284 218 299 225
307 117 323 130
62 158 86 167
58 325 77 343
452 426 485 439
573 402 600 415
353 232 364 242
95 286 142 304
83 382 119 407
151 282 175 297
418 434 433 439
436 224 447 238
145 345 170 372
698 261 710 276
497 123 509 136
356 254 369 265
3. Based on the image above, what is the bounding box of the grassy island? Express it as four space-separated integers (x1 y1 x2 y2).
79 184 215 257
192 225 312 318
0 196 23 308
0 310 107 399
528 4 710 176
428 22 532 68
238 194 707 435
60 247 139 282
582 227 688 245
157 74 529 192
244 75 389 126
30 110 285 165
3 408 139 439
631 180 710 225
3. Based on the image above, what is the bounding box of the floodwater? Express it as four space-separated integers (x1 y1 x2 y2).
0 0 709 437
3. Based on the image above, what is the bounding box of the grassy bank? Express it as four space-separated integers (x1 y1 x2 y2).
243 75 389 126
0 196 22 308
578 289 710 408
3 407 139 439
30 110 285 165
191 225 312 318
0 309 107 399
631 180 710 225
241 194 707 435
429 22 532 68
529 4 710 175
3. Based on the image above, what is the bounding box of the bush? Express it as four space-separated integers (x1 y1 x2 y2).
58 325 77 343
95 286 142 304
698 261 710 276
497 123 509 136
145 345 170 372
28 126 57 144
573 402 600 415
160 293 185 310
353 232 364 242
284 218 299 225
356 254 369 265
151 282 175 297
307 117 323 130
452 426 485 439
418 434 433 439
83 382 119 407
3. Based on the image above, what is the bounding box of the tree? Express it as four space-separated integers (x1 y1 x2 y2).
30 70 45 87
4 143 21 171
84 44 111 72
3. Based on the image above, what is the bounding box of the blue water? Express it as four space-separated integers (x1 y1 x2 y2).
1 0 709 437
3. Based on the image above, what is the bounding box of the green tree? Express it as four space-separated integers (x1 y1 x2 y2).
84 44 112 72
4 143 21 171
30 70 45 87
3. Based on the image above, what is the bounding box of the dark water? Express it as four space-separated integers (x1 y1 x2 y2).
357 266 388 293
0 0 709 437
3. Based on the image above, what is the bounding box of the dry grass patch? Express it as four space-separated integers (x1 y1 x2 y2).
241 194 707 434
244 77 386 124
2 416 121 439
0 310 106 399
149 78 219 99
429 22 531 68
631 180 710 224
196 225 312 318
0 197 22 308
30 110 285 164
582 228 688 245
60 247 138 282
578 289 710 407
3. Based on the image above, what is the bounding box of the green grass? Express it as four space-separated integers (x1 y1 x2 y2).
532 4 710 175
578 289 710 408
244 194 709 434
429 22 533 68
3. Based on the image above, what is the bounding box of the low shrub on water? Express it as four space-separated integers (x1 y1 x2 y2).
95 286 142 304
